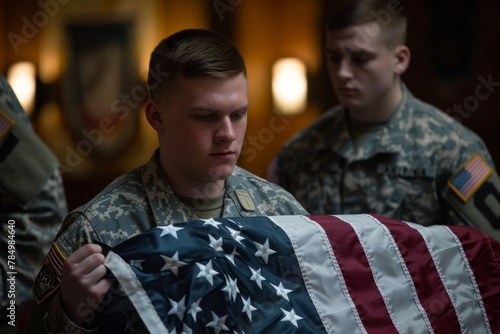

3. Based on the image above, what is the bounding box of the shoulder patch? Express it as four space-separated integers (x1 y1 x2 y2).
448 153 493 202
33 243 66 304
0 109 14 142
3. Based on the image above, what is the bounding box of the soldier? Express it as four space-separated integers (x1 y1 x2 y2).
276 0 500 237
27 28 307 333
0 75 67 334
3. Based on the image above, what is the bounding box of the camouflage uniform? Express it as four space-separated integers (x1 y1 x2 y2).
0 76 67 333
278 84 499 231
29 151 307 333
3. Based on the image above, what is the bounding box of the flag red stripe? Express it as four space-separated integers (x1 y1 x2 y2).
47 247 63 275
448 225 500 333
372 214 462 333
312 215 399 334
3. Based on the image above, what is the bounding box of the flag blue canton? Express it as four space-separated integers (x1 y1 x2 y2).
108 217 326 333
451 169 471 189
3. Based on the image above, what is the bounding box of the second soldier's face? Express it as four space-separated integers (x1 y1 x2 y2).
325 21 400 112
155 73 249 191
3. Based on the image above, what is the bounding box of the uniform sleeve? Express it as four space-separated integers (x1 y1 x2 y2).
0 75 68 332
0 169 67 308
442 152 500 241
441 141 500 240
25 213 101 334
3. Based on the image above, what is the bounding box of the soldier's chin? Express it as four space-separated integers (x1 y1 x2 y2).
209 166 235 181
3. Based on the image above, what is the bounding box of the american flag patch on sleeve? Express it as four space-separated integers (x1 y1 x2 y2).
0 109 14 142
448 153 493 202
33 243 66 304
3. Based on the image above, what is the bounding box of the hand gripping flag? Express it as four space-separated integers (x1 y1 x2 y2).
104 214 500 333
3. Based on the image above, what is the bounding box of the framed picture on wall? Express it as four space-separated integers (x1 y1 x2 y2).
61 21 141 160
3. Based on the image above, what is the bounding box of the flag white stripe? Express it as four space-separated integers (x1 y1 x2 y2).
104 250 169 334
270 215 366 334
337 214 434 334
407 223 491 334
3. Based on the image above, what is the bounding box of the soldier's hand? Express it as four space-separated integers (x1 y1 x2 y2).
60 243 112 326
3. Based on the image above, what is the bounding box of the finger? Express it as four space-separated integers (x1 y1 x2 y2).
91 277 113 298
66 244 103 265
80 263 109 287
63 253 105 281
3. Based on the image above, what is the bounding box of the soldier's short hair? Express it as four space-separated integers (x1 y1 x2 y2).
147 29 247 99
325 0 407 48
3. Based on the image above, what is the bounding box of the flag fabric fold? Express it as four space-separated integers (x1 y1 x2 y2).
104 214 500 334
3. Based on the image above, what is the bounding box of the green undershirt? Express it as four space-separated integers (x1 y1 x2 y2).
177 194 225 219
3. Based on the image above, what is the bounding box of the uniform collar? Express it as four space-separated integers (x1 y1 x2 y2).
331 83 412 161
141 150 197 226
140 151 251 225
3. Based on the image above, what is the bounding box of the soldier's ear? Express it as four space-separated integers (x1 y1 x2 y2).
145 100 164 133
394 45 410 75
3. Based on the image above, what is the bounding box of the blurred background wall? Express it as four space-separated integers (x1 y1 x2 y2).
1 0 499 210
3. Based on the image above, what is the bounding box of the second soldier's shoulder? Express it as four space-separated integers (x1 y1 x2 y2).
230 166 307 214
231 166 294 195
408 96 486 144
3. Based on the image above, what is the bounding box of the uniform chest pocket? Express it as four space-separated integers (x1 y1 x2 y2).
376 163 437 220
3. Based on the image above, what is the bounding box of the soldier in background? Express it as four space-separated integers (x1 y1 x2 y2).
276 0 500 237
27 28 307 333
0 75 67 333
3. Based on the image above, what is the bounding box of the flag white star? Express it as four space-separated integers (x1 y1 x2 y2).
158 225 184 238
253 239 276 264
241 296 257 321
167 327 177 334
209 234 224 251
160 252 187 276
225 247 238 265
129 259 145 270
271 282 293 301
188 298 202 321
168 295 186 320
280 308 303 328
249 267 266 289
203 218 222 228
196 260 219 285
226 227 245 244
207 311 229 334
221 275 239 302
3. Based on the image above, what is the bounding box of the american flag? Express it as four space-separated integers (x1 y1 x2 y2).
449 153 493 202
105 214 500 334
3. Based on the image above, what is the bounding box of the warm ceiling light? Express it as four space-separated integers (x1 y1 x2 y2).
272 57 307 116
6 61 37 116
